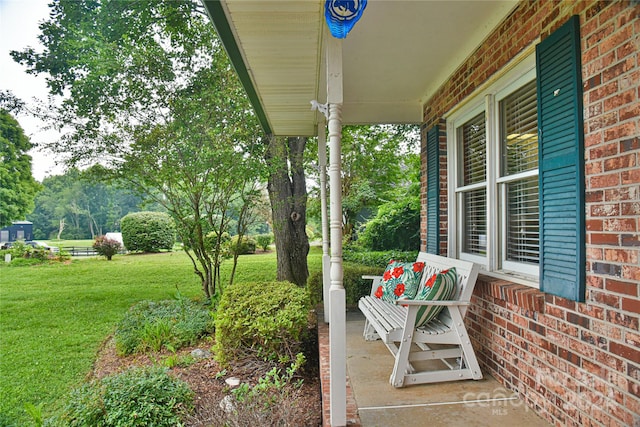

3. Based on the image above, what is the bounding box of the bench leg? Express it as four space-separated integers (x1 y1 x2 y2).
363 319 380 341
448 308 483 380
389 306 419 388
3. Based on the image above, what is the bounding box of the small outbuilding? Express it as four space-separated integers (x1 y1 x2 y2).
0 221 33 243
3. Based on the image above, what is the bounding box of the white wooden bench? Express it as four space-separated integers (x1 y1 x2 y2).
358 252 482 388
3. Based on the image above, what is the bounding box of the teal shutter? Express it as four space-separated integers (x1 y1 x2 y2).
536 15 586 301
426 125 440 254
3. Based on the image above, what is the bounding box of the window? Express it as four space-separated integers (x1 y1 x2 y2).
447 56 539 283
438 16 584 299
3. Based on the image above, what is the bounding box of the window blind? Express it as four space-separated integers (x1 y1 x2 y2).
461 113 486 186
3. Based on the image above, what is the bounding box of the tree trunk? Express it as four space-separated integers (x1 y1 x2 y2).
266 136 310 287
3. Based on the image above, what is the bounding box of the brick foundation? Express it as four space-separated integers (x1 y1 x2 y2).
318 314 361 427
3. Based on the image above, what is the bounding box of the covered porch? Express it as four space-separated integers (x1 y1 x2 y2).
318 309 550 426
202 0 536 425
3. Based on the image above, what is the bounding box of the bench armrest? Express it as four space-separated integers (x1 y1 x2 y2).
362 275 384 297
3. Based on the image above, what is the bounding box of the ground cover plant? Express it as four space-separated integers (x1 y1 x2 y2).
115 298 213 355
58 367 194 427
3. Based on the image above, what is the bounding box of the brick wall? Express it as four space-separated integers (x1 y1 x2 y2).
420 1 639 425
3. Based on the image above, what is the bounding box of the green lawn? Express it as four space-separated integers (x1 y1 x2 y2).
0 247 322 425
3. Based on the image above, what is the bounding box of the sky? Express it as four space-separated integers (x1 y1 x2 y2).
0 0 64 181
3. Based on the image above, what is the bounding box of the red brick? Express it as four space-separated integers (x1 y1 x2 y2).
585 187 603 201
602 57 636 84
590 233 619 245
621 201 640 216
590 203 621 217
620 138 640 153
621 234 640 247
586 274 604 290
603 153 636 171
588 80 618 103
587 111 618 133
625 330 640 347
604 185 639 201
621 168 640 184
607 310 639 329
621 297 640 314
596 347 625 370
605 279 639 296
619 103 640 121
558 348 581 366
599 23 634 58
609 341 640 364
586 219 603 231
590 172 621 189
604 248 638 263
591 290 620 308
582 359 605 377
604 121 639 142
604 218 637 231
577 302 605 320
587 247 604 261
585 132 603 147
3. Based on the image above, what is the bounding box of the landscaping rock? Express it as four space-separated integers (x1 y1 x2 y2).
225 376 241 387
190 348 211 359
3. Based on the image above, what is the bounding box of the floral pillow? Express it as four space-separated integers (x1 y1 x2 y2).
374 260 425 302
413 267 457 327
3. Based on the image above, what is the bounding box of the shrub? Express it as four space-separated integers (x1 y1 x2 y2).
357 195 421 251
230 235 256 255
114 299 213 355
214 281 311 365
59 367 193 427
255 234 272 251
307 262 385 307
343 247 419 267
93 236 121 260
120 212 176 252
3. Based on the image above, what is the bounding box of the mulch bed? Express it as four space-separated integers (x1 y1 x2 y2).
88 331 322 427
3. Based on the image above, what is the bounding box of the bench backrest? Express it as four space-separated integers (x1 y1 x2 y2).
415 252 479 322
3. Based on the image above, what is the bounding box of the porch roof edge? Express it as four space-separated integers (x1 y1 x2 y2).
201 0 273 136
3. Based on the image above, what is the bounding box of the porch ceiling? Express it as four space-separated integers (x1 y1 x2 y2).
202 0 518 136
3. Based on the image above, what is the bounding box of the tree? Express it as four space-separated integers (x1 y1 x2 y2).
0 110 41 227
93 235 121 260
28 168 143 239
307 124 420 240
13 0 265 299
266 136 310 287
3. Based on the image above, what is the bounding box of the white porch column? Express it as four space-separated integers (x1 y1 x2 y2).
318 119 332 322
327 35 346 427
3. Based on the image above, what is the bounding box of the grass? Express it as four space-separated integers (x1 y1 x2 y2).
0 247 322 425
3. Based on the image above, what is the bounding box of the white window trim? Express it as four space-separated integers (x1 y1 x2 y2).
446 53 539 287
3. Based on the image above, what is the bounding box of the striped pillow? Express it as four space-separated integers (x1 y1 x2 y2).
377 260 425 302
413 267 457 327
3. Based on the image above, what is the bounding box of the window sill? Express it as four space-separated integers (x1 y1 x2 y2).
475 273 545 313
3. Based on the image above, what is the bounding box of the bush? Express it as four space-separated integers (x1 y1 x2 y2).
307 262 385 307
357 195 421 251
114 299 213 355
343 247 419 267
93 236 121 260
230 235 256 255
120 212 176 252
214 281 311 365
59 367 193 427
255 234 272 251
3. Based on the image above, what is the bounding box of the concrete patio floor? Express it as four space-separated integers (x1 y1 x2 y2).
319 309 552 427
